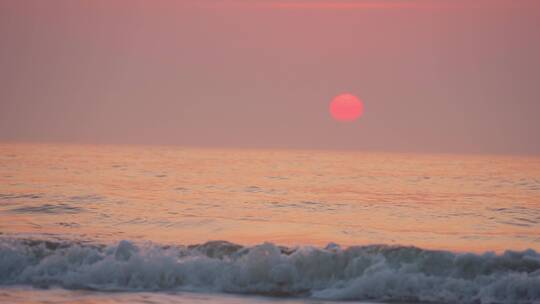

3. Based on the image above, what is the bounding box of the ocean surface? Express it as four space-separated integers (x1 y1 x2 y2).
1 143 539 304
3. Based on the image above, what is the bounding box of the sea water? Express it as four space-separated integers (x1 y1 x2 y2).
1 143 539 303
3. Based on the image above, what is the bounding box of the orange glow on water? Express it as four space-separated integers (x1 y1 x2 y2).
1 143 539 253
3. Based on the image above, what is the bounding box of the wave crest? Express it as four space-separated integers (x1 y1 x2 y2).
1 238 539 303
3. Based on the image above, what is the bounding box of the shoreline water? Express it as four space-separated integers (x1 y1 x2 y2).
0 286 382 304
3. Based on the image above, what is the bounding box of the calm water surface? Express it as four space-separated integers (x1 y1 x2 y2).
1 143 539 303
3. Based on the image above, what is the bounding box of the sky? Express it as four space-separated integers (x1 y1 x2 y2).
1 0 539 155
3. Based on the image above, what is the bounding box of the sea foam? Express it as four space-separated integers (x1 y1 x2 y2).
1 238 539 304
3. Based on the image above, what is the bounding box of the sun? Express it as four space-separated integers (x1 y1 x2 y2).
329 93 364 122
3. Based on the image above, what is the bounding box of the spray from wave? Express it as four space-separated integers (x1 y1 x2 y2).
1 238 539 304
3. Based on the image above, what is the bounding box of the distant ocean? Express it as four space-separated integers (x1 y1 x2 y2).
1 143 539 304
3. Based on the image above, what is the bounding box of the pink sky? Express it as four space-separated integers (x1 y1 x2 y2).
0 0 539 154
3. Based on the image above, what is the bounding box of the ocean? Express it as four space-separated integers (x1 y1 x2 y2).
1 143 539 304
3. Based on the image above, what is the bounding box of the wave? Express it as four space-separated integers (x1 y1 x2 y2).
1 238 539 304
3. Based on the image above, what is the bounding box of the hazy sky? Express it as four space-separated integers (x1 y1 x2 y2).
1 0 539 154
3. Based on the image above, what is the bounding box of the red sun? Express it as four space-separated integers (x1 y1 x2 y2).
329 93 364 122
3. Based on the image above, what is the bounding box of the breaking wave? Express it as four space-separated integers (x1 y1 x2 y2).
1 238 539 304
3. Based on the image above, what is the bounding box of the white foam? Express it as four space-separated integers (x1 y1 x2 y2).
1 238 539 303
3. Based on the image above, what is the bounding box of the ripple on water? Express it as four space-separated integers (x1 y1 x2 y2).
0 193 42 200
8 204 84 214
488 206 540 228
